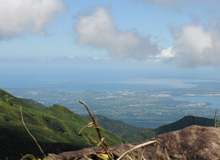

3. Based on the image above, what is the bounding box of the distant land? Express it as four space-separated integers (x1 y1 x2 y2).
0 88 217 159
3 81 220 128
0 89 122 159
85 114 215 143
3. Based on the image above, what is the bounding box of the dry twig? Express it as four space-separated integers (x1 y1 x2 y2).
88 136 98 144
79 101 114 160
78 122 93 135
84 155 92 160
165 148 171 160
214 108 218 127
126 155 133 160
20 107 46 158
141 148 147 160
97 138 105 147
117 140 157 160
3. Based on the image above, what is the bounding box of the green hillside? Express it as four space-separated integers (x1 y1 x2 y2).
87 114 215 143
84 115 151 142
0 89 122 160
22 98 47 109
131 115 215 142
0 88 217 159
154 115 215 135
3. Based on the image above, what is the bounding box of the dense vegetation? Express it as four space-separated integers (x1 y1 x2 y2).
86 114 215 143
9 88 217 128
0 89 122 160
0 88 216 159
22 98 47 109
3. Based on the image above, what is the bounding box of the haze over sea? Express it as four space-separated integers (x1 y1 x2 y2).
0 76 199 92
0 63 218 92
1 58 220 91
1 61 220 109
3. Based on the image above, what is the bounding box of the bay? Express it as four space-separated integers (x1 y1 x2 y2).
172 96 220 108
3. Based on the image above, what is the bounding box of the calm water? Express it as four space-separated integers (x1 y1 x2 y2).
1 78 197 92
172 96 220 108
1 61 219 92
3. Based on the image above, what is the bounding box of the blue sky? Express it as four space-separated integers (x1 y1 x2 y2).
1 0 220 87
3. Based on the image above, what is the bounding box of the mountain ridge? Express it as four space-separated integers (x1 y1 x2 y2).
0 89 122 160
85 114 215 143
0 88 217 159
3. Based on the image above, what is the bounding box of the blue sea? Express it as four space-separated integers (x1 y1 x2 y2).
1 60 220 108
2 76 220 109
1 59 220 92
172 96 220 109
1 77 202 92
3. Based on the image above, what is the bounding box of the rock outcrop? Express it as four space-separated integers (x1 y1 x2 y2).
46 125 220 160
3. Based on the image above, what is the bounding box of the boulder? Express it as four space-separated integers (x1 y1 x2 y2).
46 125 220 160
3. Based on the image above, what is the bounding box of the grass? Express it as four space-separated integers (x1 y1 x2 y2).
0 88 217 159
0 89 123 159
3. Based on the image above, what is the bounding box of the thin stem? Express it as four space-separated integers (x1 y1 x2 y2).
78 122 93 135
164 148 171 160
20 107 46 158
97 138 105 147
79 101 114 159
214 108 217 127
117 140 157 160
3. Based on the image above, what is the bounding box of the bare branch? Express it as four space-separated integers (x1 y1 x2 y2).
126 155 133 160
20 107 46 158
165 148 171 160
79 101 114 160
78 122 93 135
117 140 157 160
88 136 98 144
141 148 147 160
84 155 93 160
97 138 105 147
214 108 217 127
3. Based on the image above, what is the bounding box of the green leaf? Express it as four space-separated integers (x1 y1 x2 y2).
97 154 109 160
20 154 36 160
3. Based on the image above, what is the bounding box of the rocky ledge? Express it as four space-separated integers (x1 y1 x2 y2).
46 125 220 160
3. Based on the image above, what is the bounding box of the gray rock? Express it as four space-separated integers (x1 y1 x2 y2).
46 125 220 160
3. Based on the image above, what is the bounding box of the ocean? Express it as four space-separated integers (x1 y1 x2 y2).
1 77 199 92
172 96 220 109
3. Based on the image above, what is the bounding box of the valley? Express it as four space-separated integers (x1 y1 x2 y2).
4 81 220 128
0 89 122 159
0 88 217 159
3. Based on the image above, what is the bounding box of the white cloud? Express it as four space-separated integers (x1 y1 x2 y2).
74 6 160 60
0 0 65 38
157 47 176 58
138 0 220 68
169 24 220 68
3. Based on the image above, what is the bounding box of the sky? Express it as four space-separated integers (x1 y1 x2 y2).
1 0 220 88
